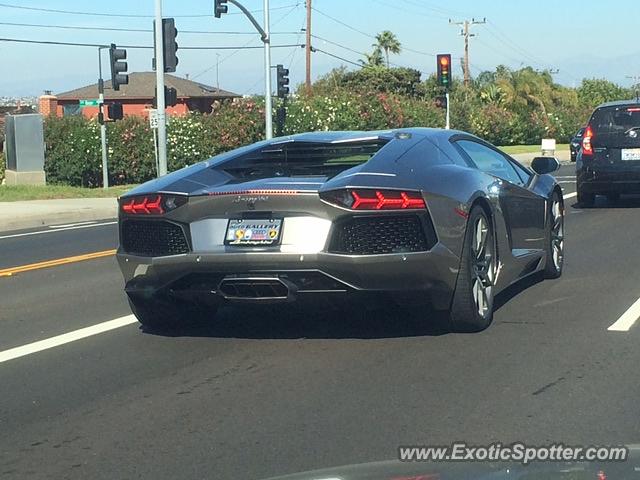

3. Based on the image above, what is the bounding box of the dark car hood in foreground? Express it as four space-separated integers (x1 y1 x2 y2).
261 449 640 480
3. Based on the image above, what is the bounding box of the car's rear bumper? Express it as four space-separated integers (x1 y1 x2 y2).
116 245 460 310
577 167 640 193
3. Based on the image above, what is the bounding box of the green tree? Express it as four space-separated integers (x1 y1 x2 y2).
374 30 401 68
577 78 632 108
360 46 384 67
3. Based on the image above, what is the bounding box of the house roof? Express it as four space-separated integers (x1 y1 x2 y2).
57 72 239 101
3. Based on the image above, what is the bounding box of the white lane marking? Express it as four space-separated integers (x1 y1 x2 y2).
0 221 117 240
608 298 640 332
563 192 577 199
48 221 97 229
555 176 576 179
0 315 137 364
557 181 576 184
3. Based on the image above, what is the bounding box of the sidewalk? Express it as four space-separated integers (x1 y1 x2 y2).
0 197 118 232
511 149 571 165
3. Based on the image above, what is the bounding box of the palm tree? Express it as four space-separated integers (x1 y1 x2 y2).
374 30 401 68
360 46 384 67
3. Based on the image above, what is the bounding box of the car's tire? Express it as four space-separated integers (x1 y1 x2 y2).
606 193 620 204
448 205 496 333
577 188 595 208
543 191 564 279
127 295 216 331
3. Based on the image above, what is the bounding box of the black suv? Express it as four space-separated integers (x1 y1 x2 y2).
577 99 640 206
570 127 585 162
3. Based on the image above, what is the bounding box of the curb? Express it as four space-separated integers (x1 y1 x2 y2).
0 198 118 233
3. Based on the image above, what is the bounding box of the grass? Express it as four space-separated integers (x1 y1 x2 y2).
500 144 570 154
0 184 137 202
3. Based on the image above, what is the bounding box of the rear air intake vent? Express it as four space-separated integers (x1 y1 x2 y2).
121 220 190 257
328 214 436 255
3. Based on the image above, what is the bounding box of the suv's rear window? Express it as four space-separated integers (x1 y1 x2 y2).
591 105 640 148
218 139 389 179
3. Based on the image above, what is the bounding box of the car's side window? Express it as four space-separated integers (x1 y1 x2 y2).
455 139 525 186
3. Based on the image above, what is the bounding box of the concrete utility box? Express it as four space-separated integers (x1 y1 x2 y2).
541 138 556 157
4 114 46 185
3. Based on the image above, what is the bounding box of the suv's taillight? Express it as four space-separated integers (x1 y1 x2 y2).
320 189 426 210
582 125 594 156
120 194 187 215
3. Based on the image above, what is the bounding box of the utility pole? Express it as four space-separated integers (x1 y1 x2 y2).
216 53 220 90
305 0 312 93
154 0 168 176
97 47 109 189
449 17 485 87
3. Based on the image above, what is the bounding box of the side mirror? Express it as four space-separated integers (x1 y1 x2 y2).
531 156 560 175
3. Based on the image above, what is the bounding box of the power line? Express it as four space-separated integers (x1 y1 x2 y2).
0 2 300 18
0 37 303 50
0 21 301 36
311 7 375 39
313 47 362 67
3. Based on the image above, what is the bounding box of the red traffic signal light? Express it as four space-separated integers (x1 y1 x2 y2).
437 54 452 89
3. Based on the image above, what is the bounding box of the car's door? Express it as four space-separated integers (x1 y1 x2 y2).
453 138 546 251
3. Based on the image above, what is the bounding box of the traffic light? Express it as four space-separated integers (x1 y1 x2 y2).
435 95 447 109
153 86 179 108
276 64 289 98
436 54 452 89
214 0 228 18
109 43 129 91
165 86 178 107
162 18 179 72
107 103 124 121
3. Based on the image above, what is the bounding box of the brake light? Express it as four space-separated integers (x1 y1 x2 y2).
120 194 187 215
582 125 594 156
626 107 640 112
321 189 426 210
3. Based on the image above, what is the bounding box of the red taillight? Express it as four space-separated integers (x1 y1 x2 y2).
582 125 594 156
121 194 188 215
627 107 640 112
121 195 164 215
322 189 426 210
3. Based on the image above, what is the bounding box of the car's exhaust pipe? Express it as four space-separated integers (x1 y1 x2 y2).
217 276 296 303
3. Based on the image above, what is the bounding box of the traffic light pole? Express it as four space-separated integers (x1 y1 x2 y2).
263 0 273 139
97 47 109 189
154 0 168 177
445 92 450 130
225 0 273 140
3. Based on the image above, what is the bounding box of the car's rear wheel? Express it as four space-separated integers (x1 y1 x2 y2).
543 192 564 279
128 295 216 331
448 206 496 333
577 188 595 207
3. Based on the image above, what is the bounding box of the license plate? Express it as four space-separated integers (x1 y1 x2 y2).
621 148 640 161
225 219 283 246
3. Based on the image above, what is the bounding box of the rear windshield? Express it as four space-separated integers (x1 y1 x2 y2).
218 139 389 179
591 105 640 147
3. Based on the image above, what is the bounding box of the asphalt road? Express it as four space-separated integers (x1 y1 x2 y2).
1 164 640 479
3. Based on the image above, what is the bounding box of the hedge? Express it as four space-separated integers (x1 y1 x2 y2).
42 90 583 187
0 152 5 184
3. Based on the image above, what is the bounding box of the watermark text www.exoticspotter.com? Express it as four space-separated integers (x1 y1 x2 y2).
398 443 628 465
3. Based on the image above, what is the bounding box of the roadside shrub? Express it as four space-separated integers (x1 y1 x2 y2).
44 116 102 187
0 152 5 184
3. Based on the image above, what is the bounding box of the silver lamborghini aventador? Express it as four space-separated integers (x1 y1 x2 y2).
116 128 564 332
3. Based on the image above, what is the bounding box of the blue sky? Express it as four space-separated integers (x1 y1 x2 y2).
0 0 639 96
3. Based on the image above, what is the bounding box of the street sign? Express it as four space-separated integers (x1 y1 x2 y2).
148 109 159 129
79 99 100 107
